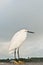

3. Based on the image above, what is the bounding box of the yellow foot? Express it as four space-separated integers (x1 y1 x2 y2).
18 61 25 64
14 61 25 65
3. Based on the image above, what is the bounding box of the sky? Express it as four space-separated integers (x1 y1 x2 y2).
0 0 43 59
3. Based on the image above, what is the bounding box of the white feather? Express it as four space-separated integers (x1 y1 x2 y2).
9 29 27 53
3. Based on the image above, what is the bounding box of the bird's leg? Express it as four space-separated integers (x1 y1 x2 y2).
14 48 16 59
17 47 19 60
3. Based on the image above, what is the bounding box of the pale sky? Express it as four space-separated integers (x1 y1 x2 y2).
0 0 43 59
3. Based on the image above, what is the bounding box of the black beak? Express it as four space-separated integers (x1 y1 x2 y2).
27 31 34 33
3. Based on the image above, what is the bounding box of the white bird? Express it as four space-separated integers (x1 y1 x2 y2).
9 29 34 59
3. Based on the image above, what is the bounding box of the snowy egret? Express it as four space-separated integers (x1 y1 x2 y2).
9 29 34 59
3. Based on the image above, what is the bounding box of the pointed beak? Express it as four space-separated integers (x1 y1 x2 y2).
27 31 34 33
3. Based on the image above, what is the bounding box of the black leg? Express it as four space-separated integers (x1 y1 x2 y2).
14 48 16 59
17 47 19 59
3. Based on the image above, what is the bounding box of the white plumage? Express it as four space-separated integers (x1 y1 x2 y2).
9 29 27 52
9 29 34 59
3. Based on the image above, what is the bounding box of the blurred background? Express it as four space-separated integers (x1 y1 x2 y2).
0 0 43 59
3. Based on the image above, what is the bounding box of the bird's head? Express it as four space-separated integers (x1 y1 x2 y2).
22 29 34 33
